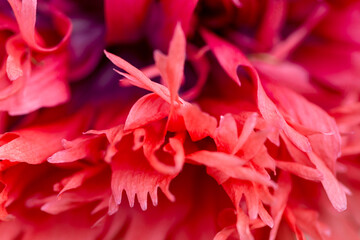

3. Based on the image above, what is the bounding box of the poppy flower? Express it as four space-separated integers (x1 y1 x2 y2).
0 0 359 239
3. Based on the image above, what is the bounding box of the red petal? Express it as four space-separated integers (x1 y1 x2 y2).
48 135 106 164
269 172 292 240
201 29 242 86
7 0 72 52
214 114 238 153
290 207 331 239
125 93 170 131
154 23 185 106
276 161 323 181
284 208 306 240
141 121 185 175
0 36 25 100
104 50 171 103
111 135 175 211
214 226 237 240
202 29 310 152
253 59 317 94
232 113 258 154
316 1 360 45
270 3 328 60
187 150 247 168
236 209 254 240
86 125 125 163
258 202 274 228
195 152 276 188
308 152 347 212
5 37 23 81
0 51 70 115
55 167 103 196
267 84 341 172
165 23 185 103
241 130 269 160
180 103 217 141
0 113 87 164
282 134 347 212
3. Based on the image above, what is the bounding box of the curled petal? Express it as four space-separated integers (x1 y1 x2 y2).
7 0 72 52
125 93 170 131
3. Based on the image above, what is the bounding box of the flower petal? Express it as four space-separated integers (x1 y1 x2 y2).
7 0 72 52
104 50 171 103
111 134 176 211
276 161 323 181
125 93 170 131
180 103 217 141
202 29 311 153
214 114 238 153
0 113 87 164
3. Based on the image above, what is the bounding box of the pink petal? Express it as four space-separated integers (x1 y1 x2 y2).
282 133 347 212
154 23 186 106
180 103 217 141
187 150 247 168
308 152 347 212
253 59 317 94
7 0 72 52
5 35 25 76
0 113 87 164
111 135 175 211
104 50 171 103
201 28 242 86
270 3 328 60
258 202 274 228
48 135 106 164
268 84 341 172
0 36 25 100
240 130 269 160
284 208 306 240
0 51 70 115
276 161 323 181
236 209 254 240
86 125 125 163
269 172 292 240
55 167 103 196
214 114 238 153
165 23 186 103
125 93 170 131
142 121 185 175
232 113 258 154
214 226 236 240
290 207 331 239
202 29 311 152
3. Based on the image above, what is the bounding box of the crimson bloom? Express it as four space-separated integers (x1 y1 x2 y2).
0 0 359 239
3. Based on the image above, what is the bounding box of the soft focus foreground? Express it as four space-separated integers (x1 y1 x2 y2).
0 0 359 239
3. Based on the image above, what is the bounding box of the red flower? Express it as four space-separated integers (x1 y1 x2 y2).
0 0 359 239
